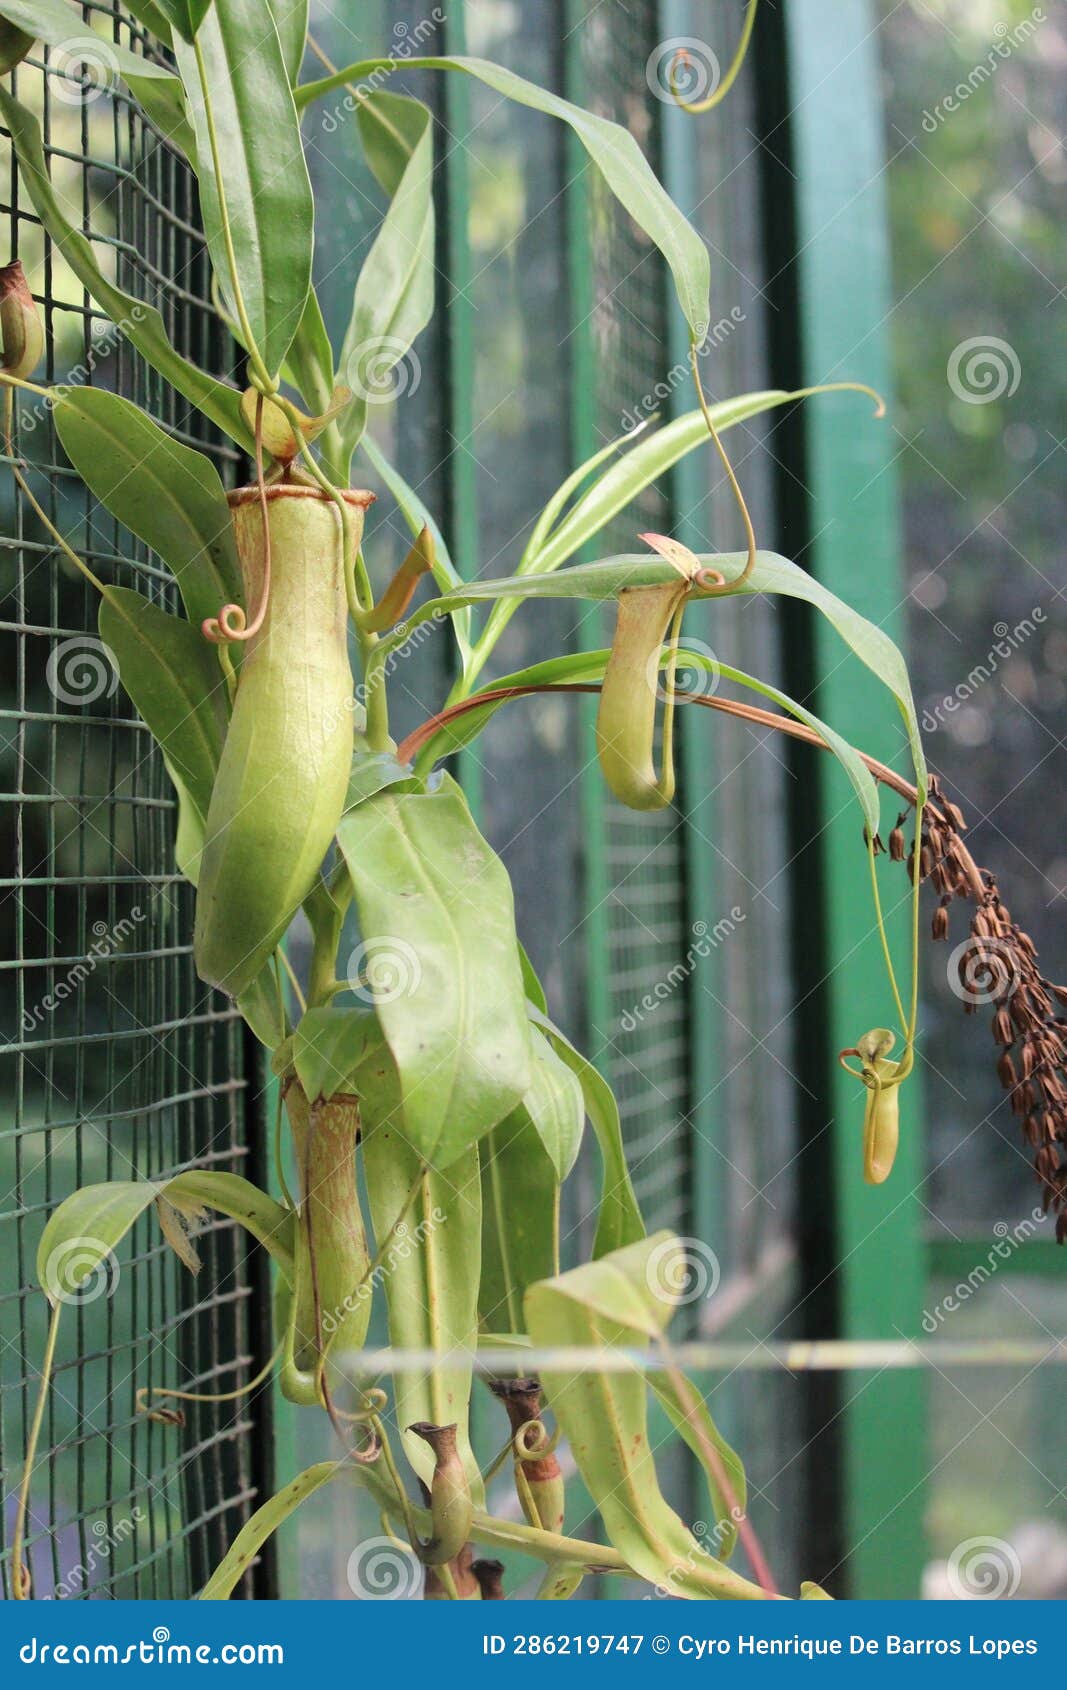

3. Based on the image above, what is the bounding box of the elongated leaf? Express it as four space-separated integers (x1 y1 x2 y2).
126 70 195 159
0 92 250 449
174 0 313 379
122 1 175 44
38 1171 294 1307
153 0 211 42
647 1373 746 1563
296 55 710 342
517 940 547 1015
361 1120 484 1500
236 961 288 1052
199 1462 340 1599
55 388 241 631
98 587 227 879
471 391 813 676
283 286 334 415
421 646 880 834
480 1109 559 1335
530 1008 643 1259
525 1238 766 1600
336 776 531 1168
292 1005 382 1101
0 0 174 79
267 0 307 84
336 93 434 462
401 552 925 787
520 1028 584 1182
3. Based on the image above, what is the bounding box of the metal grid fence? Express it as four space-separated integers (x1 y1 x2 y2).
0 4 268 1601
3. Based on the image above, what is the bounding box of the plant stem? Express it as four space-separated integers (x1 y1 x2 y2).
12 1300 62 1599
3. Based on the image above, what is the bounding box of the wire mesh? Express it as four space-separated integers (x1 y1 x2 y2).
575 1 691 1237
0 5 268 1600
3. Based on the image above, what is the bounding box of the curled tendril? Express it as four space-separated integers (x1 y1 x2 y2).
513 1416 561 1462
202 390 272 646
670 0 760 116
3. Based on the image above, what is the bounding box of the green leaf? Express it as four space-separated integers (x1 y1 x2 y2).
361 1121 484 1501
647 1373 746 1564
283 287 335 416
530 1007 644 1259
517 939 547 1014
199 1462 340 1599
125 71 196 160
266 0 307 85
343 748 412 813
480 1109 559 1335
174 0 313 380
296 55 710 343
151 0 210 45
38 1171 295 1308
525 1238 766 1600
0 0 176 79
54 388 242 631
0 91 250 450
122 2 175 45
358 432 472 662
291 1005 382 1101
335 93 434 462
519 1028 584 1182
403 551 925 789
471 391 812 678
425 645 880 835
98 587 227 880
336 776 532 1168
236 962 289 1052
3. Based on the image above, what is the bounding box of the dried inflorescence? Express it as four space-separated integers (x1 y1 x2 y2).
889 772 1067 1240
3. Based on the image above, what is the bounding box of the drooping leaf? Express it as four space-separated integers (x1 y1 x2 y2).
530 1007 644 1259
336 776 532 1168
525 1237 766 1600
0 0 176 78
37 1171 295 1308
399 552 925 788
98 586 228 879
0 92 250 449
335 93 434 462
517 940 547 1014
470 390 822 678
122 1 175 45
236 961 289 1052
361 1120 484 1501
174 0 313 380
296 55 710 343
54 388 242 631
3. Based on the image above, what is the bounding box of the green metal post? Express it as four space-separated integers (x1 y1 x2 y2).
782 0 927 1597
